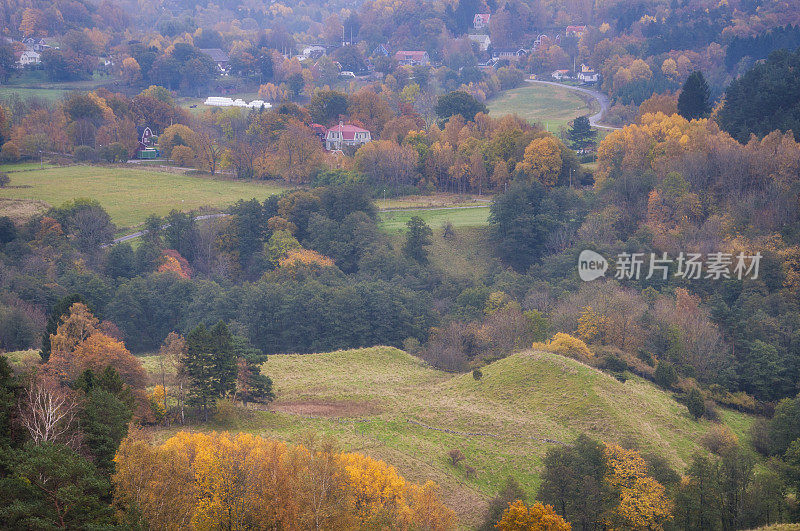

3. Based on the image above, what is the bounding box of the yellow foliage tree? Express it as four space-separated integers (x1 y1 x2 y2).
603 444 672 529
278 248 335 269
496 500 571 530
519 136 562 187
114 431 456 530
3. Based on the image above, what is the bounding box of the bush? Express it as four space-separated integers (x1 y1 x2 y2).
750 417 771 455
654 360 678 388
686 388 705 419
74 145 98 162
0 141 20 162
533 333 593 359
472 368 483 380
701 425 739 455
0 172 8 188
601 354 629 373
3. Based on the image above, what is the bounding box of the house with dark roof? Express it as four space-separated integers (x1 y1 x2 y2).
325 122 371 151
199 48 230 71
372 44 390 57
394 50 430 66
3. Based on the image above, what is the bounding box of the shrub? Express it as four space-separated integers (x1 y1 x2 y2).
703 399 720 422
602 354 629 373
73 145 98 162
654 360 678 388
472 368 483 380
402 336 421 354
0 172 8 188
686 388 705 419
701 425 739 455
533 332 593 359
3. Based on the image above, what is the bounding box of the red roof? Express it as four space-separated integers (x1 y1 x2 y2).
326 123 370 141
566 25 587 34
394 50 428 61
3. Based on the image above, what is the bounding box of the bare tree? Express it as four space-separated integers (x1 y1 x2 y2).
19 375 80 448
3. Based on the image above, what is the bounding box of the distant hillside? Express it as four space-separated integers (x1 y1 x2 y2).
208 346 754 527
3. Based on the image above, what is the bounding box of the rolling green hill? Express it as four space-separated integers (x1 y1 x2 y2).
141 346 752 527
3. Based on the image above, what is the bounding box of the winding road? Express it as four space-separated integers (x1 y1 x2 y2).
525 79 620 130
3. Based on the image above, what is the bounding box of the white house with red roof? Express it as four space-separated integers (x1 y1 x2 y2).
394 50 430 66
473 13 491 29
325 122 371 151
565 25 587 38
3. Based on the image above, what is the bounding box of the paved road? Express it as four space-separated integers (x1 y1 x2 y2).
109 213 229 245
525 79 620 130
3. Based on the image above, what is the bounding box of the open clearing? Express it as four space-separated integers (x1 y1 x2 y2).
379 205 490 232
137 346 751 527
0 165 288 230
487 81 599 129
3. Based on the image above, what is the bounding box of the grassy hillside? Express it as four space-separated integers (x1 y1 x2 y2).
0 165 288 230
142 346 752 527
487 82 598 129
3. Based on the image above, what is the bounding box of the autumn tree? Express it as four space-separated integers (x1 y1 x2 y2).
518 136 562 187
603 444 672 529
496 500 572 531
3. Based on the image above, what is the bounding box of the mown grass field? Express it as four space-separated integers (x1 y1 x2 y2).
487 82 598 129
379 205 490 232
0 165 288 230
137 346 752 527
0 74 115 103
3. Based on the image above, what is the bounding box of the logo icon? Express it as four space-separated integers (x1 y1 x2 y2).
578 250 607 281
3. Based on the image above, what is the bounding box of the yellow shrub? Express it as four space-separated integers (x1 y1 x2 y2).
533 333 594 359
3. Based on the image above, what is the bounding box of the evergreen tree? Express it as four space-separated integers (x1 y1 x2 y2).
0 443 114 528
435 90 488 122
184 322 235 421
677 71 711 120
231 335 274 406
403 216 433 264
75 369 133 475
567 116 596 150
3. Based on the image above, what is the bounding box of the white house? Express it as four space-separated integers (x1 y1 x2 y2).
473 13 491 29
467 34 491 51
551 69 570 80
491 47 527 61
18 50 40 66
394 50 430 66
578 64 598 83
325 122 371 151
299 45 326 60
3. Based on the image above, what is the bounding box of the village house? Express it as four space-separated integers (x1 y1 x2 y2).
299 45 326 60
565 25 587 38
325 122 371 151
551 69 570 80
18 50 40 67
467 34 491 51
577 63 598 83
473 13 491 29
491 47 527 61
394 50 430 66
372 44 390 57
199 48 230 72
